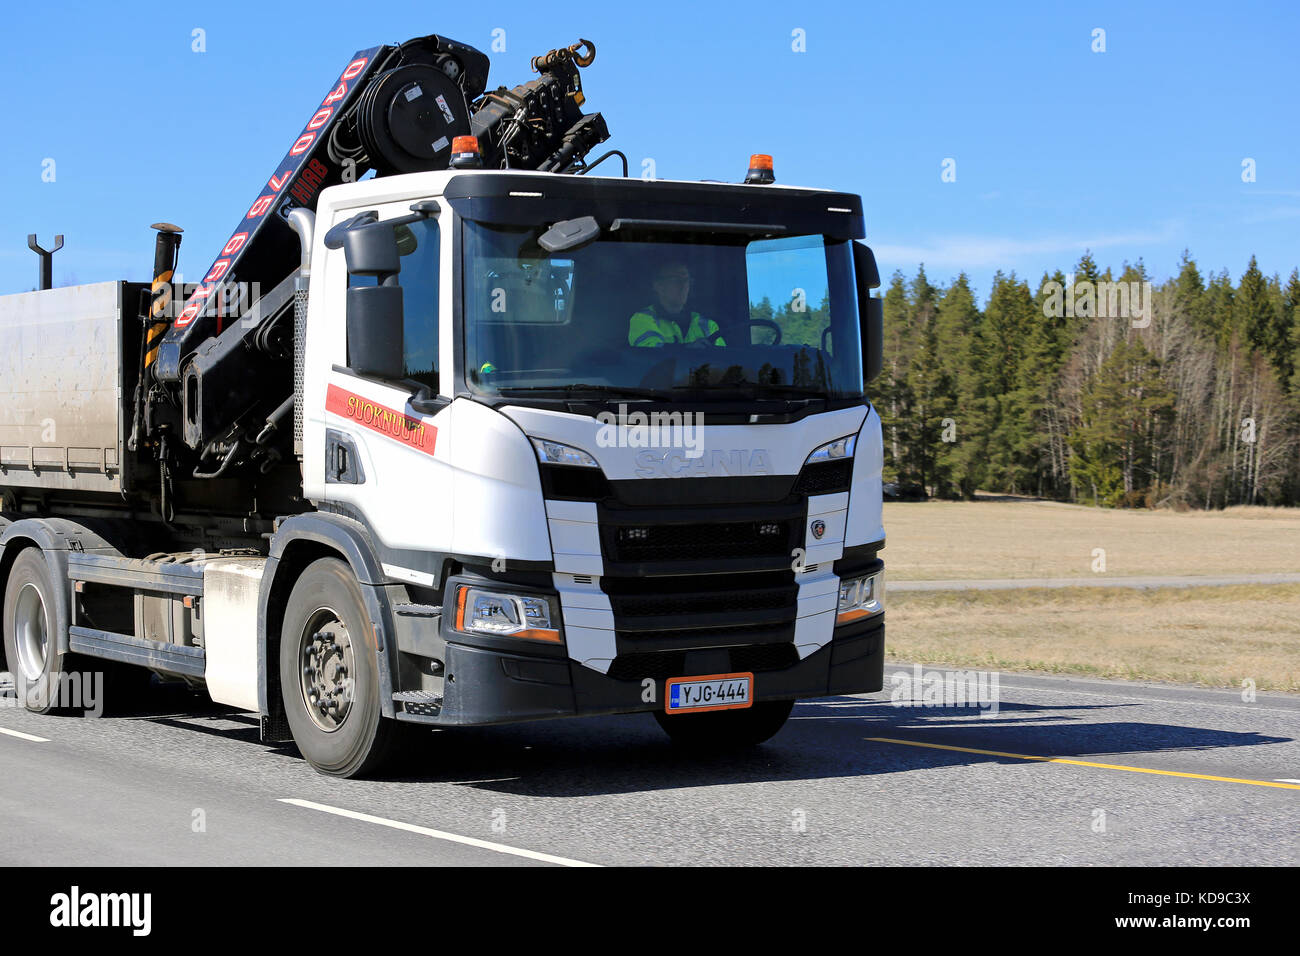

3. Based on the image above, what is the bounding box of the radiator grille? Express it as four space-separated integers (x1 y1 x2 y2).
607 575 796 619
605 518 792 563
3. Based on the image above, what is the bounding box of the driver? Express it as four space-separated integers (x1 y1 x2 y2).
628 260 725 347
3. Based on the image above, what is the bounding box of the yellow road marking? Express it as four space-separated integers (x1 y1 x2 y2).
868 737 1300 791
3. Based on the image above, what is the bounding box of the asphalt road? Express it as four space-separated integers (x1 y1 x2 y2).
1 667 1297 866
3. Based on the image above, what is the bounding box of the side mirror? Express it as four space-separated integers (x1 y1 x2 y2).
342 219 402 277
863 297 883 384
347 285 404 378
336 217 405 379
853 242 883 384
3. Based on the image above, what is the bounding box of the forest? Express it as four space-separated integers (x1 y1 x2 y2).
775 252 1300 508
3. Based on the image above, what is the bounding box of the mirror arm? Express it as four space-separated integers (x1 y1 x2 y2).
409 384 449 414
324 210 378 250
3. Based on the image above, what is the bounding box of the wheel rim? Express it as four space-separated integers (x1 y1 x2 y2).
13 583 49 683
298 607 356 732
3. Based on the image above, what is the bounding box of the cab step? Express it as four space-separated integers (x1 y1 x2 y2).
393 690 443 720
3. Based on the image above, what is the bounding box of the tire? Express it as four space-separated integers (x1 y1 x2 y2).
652 699 794 750
3 548 80 714
280 557 396 777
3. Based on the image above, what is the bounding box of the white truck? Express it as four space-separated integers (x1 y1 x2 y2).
0 33 886 776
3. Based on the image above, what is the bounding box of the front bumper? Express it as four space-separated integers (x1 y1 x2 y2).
430 616 884 726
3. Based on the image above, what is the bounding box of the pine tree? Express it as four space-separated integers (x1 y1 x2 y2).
1285 269 1300 394
877 272 913 484
979 272 1037 493
934 274 986 497
1022 272 1076 497
1236 256 1278 360
1204 269 1236 352
904 295 954 495
1173 250 1208 335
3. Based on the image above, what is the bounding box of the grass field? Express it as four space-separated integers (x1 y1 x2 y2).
882 500 1300 581
886 584 1300 692
880 500 1300 690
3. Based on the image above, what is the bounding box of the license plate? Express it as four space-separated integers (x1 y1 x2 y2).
665 672 754 714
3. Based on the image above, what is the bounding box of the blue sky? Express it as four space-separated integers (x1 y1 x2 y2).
1 0 1296 304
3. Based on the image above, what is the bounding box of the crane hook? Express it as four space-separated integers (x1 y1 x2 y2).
531 38 597 73
570 38 596 67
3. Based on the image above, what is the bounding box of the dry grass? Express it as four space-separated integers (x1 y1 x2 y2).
885 584 1300 691
882 500 1300 581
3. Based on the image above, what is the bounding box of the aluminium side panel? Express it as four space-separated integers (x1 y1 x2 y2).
0 281 127 494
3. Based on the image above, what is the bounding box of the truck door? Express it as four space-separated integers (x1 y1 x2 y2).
310 202 455 582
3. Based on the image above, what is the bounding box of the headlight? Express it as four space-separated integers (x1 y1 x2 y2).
531 437 598 468
836 570 884 624
805 434 857 465
454 586 562 643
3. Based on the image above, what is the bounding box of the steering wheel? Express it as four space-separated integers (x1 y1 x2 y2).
749 318 782 345
687 327 727 348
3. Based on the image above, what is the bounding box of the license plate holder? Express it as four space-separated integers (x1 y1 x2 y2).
664 672 754 714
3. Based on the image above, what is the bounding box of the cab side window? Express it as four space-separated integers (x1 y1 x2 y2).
348 218 440 391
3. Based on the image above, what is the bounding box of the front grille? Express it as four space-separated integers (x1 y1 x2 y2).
606 573 796 619
605 519 792 563
604 570 798 650
608 652 685 681
617 620 791 645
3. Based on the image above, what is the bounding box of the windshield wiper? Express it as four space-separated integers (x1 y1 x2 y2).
494 384 667 400
671 383 831 399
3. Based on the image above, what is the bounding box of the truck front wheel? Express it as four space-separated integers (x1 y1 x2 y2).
280 557 395 777
652 699 794 750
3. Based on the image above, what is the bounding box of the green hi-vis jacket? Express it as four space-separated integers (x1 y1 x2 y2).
628 305 726 347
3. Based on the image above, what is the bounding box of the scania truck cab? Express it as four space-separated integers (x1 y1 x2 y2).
283 165 885 771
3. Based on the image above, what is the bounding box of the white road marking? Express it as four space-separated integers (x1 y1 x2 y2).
278 798 600 867
1275 779 1300 785
0 726 49 743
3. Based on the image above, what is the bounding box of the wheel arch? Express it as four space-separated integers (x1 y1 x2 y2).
0 518 121 664
259 513 398 723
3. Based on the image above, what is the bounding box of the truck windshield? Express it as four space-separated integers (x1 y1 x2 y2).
461 222 864 404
